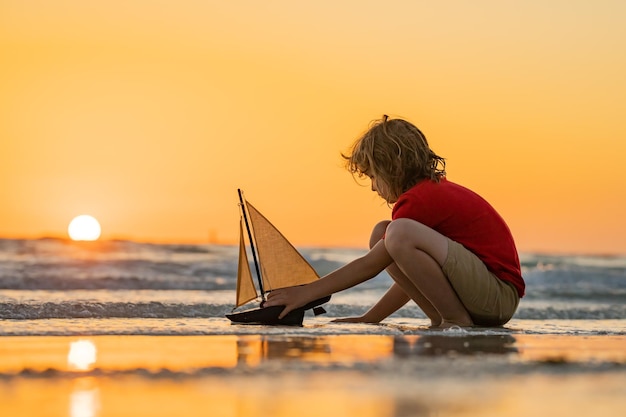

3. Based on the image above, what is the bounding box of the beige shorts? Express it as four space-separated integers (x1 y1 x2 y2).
442 239 519 326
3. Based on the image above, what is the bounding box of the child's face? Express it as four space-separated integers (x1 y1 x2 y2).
367 173 396 204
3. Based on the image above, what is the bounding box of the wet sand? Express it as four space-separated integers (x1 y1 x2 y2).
1 333 625 416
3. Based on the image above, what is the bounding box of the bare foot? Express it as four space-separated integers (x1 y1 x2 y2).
428 320 442 329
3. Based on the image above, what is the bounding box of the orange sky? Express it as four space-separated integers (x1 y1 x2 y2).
1 1 625 254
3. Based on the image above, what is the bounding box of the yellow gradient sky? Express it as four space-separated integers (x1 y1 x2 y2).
1 1 625 254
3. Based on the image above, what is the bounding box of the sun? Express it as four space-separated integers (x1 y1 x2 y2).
67 340 97 371
68 215 102 241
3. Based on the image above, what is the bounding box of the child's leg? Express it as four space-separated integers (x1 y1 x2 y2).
384 218 473 328
370 221 444 326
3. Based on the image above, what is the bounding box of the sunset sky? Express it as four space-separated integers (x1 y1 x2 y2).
1 1 625 254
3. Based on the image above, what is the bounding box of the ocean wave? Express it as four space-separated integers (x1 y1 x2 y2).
0 302 227 319
1 239 624 327
0 317 625 339
0 275 232 291
1 301 623 320
3 360 622 380
514 306 626 320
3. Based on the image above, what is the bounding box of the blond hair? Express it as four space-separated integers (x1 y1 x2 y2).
342 115 446 201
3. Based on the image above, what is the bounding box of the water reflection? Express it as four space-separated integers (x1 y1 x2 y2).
235 334 518 368
237 336 332 366
231 334 520 417
67 341 100 417
394 334 518 357
70 378 100 417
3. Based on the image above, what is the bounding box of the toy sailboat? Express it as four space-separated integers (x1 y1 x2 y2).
226 189 331 326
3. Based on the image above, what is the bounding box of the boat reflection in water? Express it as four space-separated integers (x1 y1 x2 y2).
235 333 518 368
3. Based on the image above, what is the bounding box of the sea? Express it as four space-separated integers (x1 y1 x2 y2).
0 237 625 337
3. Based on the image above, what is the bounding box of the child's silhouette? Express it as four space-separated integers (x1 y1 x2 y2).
265 115 524 328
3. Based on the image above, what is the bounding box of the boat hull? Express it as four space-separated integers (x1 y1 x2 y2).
226 295 331 326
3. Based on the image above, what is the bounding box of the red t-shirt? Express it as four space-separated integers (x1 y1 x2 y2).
392 178 525 297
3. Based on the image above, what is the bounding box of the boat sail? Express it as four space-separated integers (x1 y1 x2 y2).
226 189 331 326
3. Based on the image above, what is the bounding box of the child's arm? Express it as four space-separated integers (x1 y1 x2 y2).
332 282 410 323
265 239 393 319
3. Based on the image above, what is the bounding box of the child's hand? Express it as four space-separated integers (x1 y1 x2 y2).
331 316 364 323
331 316 380 324
264 286 310 319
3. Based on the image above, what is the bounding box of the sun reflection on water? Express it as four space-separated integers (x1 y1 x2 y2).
67 341 100 417
70 381 100 417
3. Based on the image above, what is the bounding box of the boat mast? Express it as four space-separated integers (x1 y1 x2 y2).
237 189 265 300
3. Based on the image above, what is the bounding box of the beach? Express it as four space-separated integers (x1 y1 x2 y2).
1 239 625 416
1 324 625 417
3 1 626 414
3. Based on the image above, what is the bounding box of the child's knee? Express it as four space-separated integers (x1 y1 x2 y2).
385 218 449 265
384 220 414 254
369 220 391 249
384 218 432 252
